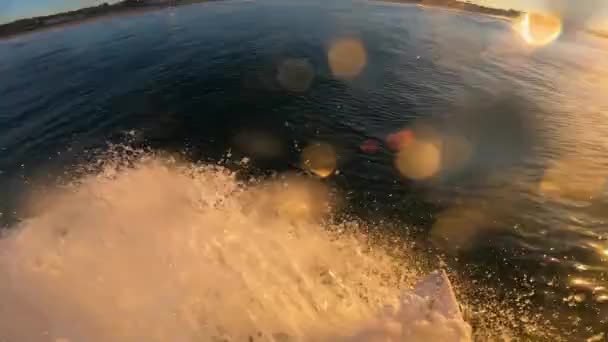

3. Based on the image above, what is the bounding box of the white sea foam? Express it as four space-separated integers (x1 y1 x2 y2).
0 153 473 341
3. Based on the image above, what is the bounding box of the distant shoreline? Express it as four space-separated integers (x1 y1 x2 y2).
0 0 214 39
374 0 608 39
1 0 605 41
0 0 521 40
371 0 522 20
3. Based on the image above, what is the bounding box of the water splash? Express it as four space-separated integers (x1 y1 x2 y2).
0 152 421 341
0 150 558 341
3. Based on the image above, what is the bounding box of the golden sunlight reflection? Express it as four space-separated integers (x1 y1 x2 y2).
539 159 607 201
301 142 337 178
585 241 608 260
277 58 315 93
569 277 595 290
514 12 563 47
328 38 367 80
596 294 608 303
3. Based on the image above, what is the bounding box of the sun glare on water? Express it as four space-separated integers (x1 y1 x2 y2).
515 12 563 47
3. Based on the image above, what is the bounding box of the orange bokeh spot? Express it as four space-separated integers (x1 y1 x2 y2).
394 140 441 180
386 129 414 151
360 139 380 153
328 38 367 80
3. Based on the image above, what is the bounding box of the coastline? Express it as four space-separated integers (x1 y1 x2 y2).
371 0 521 21
417 4 513 22
375 0 608 38
0 0 214 40
2 0 605 41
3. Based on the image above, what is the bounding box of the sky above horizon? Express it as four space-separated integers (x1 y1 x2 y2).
0 0 607 29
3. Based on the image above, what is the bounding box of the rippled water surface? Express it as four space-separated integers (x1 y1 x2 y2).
1 0 608 340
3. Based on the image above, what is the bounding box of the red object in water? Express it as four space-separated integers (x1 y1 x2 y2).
386 129 414 150
360 139 380 153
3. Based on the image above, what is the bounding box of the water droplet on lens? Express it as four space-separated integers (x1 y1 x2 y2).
277 58 315 93
394 140 441 180
301 142 337 178
328 38 367 80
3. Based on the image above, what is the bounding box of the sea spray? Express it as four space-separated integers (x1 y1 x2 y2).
0 154 426 341
0 151 553 341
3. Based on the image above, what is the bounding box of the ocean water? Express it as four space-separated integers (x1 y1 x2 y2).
0 0 607 340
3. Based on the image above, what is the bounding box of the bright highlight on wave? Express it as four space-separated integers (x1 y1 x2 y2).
515 12 563 47
539 158 607 201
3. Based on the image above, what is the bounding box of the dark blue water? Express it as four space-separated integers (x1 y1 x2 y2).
1 0 608 339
